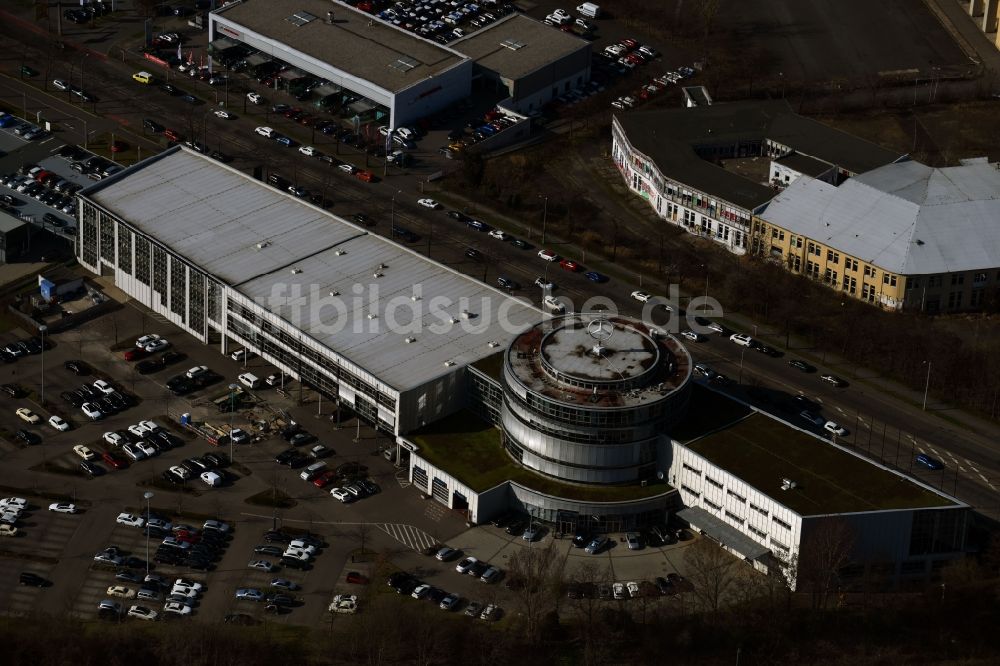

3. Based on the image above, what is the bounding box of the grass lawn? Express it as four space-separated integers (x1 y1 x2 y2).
408 410 672 502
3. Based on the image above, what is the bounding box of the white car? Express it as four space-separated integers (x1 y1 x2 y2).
612 582 626 599
135 334 161 348
537 249 557 261
127 605 158 621
824 421 849 437
543 295 565 312
48 502 78 514
107 585 136 599
329 594 358 614
246 92 263 104
0 525 17 537
626 581 641 598
15 408 40 424
631 290 651 303
411 583 431 599
338 163 358 174
185 365 209 379
93 379 115 395
248 560 275 572
1 498 27 510
137 442 157 458
396 127 416 140
203 519 230 534
282 547 312 561
104 431 125 447
163 601 192 616
48 415 70 431
534 277 554 290
456 556 479 574
681 330 704 342
488 229 507 240
729 333 753 347
254 126 273 137
170 586 199 599
213 109 233 119
52 78 71 91
81 403 102 420
330 487 351 502
144 339 170 353
298 145 317 157
117 513 145 527
200 471 222 487
417 198 441 209
169 465 192 480
174 578 204 592
73 444 96 461
122 443 145 462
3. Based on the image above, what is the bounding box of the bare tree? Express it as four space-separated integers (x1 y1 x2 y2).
505 540 566 642
565 561 613 665
797 517 857 609
683 537 740 617
351 522 373 558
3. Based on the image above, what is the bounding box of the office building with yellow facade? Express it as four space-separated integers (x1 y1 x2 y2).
755 158 1000 313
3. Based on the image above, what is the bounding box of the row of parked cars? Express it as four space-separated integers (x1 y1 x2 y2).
386 570 499 618
0 113 47 141
370 0 516 44
114 514 232 572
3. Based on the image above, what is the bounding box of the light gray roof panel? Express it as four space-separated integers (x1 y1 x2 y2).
84 147 541 392
761 160 1000 276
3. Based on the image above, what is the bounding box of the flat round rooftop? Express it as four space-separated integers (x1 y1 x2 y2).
539 317 659 384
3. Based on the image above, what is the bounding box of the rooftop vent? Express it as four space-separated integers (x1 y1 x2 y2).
404 336 416 344
780 478 797 491
410 295 421 302
487 341 500 348
256 241 270 250
286 11 317 27
367 313 377 320
290 268 302 275
915 239 925 246
373 271 384 278
329 290 340 297
450 316 460 324
443 360 456 367
335 249 347 256
389 57 418 73
500 39 525 50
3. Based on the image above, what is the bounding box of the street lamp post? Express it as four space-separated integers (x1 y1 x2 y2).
229 383 239 462
922 361 932 411
38 325 47 405
390 189 402 229
538 195 548 245
143 491 154 576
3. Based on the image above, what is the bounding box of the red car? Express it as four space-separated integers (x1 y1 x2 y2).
355 170 374 183
124 348 150 362
620 37 638 50
345 571 369 584
312 470 337 488
174 531 200 544
559 259 580 272
102 450 127 469
110 141 128 154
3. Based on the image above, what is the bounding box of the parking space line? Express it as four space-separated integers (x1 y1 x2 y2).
376 522 436 552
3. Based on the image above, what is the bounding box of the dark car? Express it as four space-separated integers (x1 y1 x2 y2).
254 545 283 557
143 118 164 133
505 520 526 536
1 383 24 398
791 394 820 413
80 461 104 476
136 358 164 374
496 276 519 290
263 531 293 544
465 248 482 260
571 530 589 548
279 556 309 570
15 429 40 445
490 513 513 528
654 576 674 595
58 390 79 406
159 351 184 367
788 359 816 373
19 572 48 587
289 432 316 447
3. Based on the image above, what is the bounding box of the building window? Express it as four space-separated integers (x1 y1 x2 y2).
725 510 744 525
771 539 789 554
117 226 132 275
883 273 897 287
863 265 872 277
772 516 791 530
973 272 987 285
792 236 803 249
842 276 857 294
846 258 858 272
970 289 984 307
99 213 115 264
928 275 942 287
951 274 964 286
907 277 919 290
704 499 721 511
727 489 746 503
682 463 702 476
680 484 700 498
806 261 820 278
189 270 205 334
748 524 767 539
169 255 187 320
152 246 167 307
135 236 150 285
947 291 963 309
826 250 839 263
862 283 876 303
789 255 801 272
749 503 768 517
824 268 838 284
705 476 723 490
807 242 821 257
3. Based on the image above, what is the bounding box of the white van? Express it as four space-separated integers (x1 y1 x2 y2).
576 2 600 18
238 372 261 389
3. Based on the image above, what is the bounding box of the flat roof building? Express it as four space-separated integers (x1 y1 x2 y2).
210 0 591 127
76 146 538 433
611 101 904 254
454 14 592 113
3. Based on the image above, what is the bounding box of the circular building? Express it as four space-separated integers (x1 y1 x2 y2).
501 312 692 485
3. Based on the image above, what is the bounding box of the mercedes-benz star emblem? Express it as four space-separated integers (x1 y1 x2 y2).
587 318 614 343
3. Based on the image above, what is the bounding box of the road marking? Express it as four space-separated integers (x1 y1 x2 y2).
394 469 410 489
376 523 437 552
958 466 966 472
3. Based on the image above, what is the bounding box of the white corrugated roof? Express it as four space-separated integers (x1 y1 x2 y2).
760 160 1000 275
87 147 540 392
